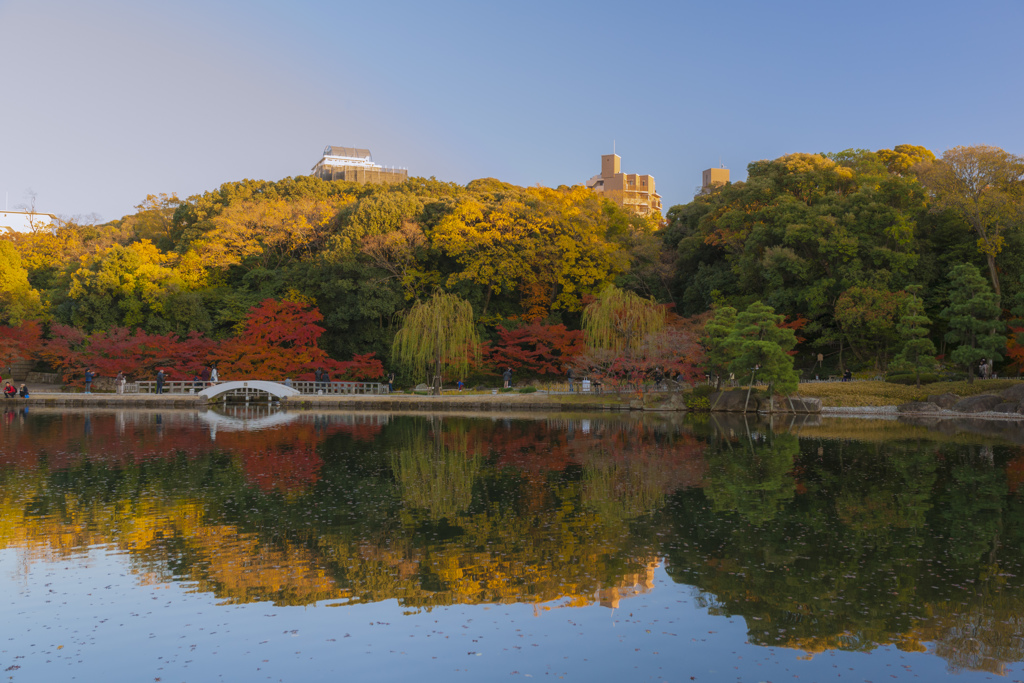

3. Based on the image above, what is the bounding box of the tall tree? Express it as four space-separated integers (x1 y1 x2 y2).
582 285 665 354
702 305 738 388
392 291 479 394
942 264 1005 383
725 302 800 397
891 285 937 387
833 286 908 372
920 145 1024 297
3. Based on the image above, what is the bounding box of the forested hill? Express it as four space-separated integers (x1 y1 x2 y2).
3 177 662 363
2 143 1023 378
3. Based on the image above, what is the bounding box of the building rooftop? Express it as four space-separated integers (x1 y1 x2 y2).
323 146 372 160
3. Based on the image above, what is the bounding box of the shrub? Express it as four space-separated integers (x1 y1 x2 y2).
884 372 945 385
685 395 710 411
690 384 715 398
517 386 538 394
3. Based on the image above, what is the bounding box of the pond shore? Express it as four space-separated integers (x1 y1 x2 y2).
9 390 639 412
10 386 1024 420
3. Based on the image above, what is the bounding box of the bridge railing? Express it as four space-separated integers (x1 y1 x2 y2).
288 380 387 395
133 380 388 395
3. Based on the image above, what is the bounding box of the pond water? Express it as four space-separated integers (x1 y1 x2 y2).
2 406 1024 682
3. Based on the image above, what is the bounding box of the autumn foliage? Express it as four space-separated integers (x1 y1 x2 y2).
484 322 586 375
29 299 382 386
0 320 43 366
208 299 382 381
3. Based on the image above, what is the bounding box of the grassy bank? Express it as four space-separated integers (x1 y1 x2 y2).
797 379 1024 407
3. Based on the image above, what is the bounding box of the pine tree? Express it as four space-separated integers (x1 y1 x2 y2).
891 285 937 387
943 264 1005 383
726 302 800 398
702 305 738 389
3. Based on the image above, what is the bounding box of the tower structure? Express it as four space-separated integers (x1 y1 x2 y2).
585 153 662 217
700 167 730 195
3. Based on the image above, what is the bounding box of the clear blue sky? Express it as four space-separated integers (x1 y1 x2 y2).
2 0 1022 222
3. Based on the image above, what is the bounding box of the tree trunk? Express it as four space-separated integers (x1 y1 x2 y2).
986 252 1001 299
481 286 493 318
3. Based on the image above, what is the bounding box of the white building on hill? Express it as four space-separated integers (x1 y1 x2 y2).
0 210 58 233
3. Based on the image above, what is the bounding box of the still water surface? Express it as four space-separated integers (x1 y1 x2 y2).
2 407 1024 681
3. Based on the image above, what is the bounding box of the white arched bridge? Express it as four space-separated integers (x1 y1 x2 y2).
133 379 388 398
199 380 300 400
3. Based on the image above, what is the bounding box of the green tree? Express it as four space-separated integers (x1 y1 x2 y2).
920 145 1024 297
726 301 800 397
834 286 908 372
891 285 937 387
392 290 479 394
702 305 738 388
943 264 1005 383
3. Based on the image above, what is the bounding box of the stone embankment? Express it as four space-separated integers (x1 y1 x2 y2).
897 384 1024 419
701 390 822 414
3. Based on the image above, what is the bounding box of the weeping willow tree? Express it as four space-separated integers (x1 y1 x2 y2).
580 285 667 394
582 285 665 353
391 423 481 521
392 291 480 394
582 459 670 524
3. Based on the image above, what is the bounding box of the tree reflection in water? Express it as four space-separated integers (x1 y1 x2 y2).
389 418 481 521
5 408 1024 673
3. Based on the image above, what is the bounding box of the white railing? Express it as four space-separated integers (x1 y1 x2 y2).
132 380 388 396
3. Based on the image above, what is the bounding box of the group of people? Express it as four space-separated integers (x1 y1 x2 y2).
3 381 29 398
83 365 222 395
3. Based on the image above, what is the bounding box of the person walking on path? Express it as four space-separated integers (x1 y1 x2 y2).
321 370 331 394
503 367 513 389
210 366 219 384
156 369 165 395
84 368 95 394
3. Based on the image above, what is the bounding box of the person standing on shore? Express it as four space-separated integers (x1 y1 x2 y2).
210 365 219 384
503 367 512 389
115 371 125 394
84 368 96 394
156 368 165 395
567 367 575 393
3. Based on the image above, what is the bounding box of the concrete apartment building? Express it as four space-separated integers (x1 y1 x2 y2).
700 167 730 194
585 154 662 217
311 146 408 184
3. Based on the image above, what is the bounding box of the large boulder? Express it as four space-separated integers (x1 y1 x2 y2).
927 393 960 409
770 396 823 413
898 401 943 414
708 390 759 412
414 383 430 392
1000 384 1024 402
952 394 1004 413
992 402 1022 414
647 393 687 412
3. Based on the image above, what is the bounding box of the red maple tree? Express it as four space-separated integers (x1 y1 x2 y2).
207 299 383 381
484 322 586 375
